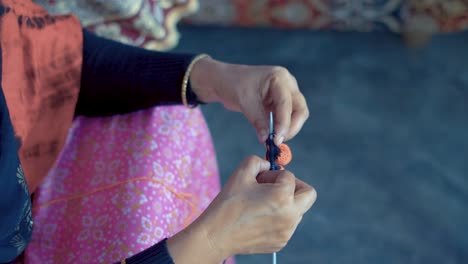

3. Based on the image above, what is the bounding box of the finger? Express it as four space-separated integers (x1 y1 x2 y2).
274 170 296 195
256 170 283 184
285 92 309 142
267 70 293 144
293 177 313 194
242 97 269 143
294 180 317 215
236 155 271 183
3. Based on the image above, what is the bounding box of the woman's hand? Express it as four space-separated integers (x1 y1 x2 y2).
168 156 317 263
190 57 309 144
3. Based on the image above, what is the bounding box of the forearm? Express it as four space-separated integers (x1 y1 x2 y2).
76 30 199 117
188 57 242 111
123 239 173 264
166 219 224 264
122 220 223 264
188 56 223 104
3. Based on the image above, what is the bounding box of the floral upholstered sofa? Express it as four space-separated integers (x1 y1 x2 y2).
35 0 468 49
34 0 199 51
186 0 468 46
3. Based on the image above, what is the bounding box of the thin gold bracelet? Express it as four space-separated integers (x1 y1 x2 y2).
181 53 210 108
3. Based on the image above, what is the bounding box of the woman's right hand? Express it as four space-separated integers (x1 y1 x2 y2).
168 156 317 263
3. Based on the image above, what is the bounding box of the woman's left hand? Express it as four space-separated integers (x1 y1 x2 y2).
191 57 309 144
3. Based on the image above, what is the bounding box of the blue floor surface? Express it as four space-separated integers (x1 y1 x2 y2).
174 26 468 264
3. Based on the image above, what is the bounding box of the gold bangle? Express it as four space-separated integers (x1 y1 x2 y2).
182 53 210 108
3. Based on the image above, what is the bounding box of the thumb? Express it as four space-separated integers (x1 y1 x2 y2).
235 156 270 184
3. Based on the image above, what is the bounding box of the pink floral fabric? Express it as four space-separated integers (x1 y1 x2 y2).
25 106 234 263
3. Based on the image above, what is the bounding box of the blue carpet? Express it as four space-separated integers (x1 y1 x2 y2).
174 26 468 264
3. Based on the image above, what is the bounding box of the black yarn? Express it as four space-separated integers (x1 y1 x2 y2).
266 137 282 170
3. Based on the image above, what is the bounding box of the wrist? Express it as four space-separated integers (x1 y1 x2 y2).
167 216 227 264
189 56 225 104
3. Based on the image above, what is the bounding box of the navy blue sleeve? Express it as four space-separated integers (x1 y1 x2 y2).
76 30 201 117
0 80 33 262
123 238 174 264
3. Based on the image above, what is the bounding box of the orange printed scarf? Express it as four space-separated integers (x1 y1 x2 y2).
0 0 83 193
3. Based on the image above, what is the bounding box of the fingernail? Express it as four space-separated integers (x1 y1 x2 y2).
276 136 284 145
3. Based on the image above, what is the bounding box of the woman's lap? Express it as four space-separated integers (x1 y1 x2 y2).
26 106 232 263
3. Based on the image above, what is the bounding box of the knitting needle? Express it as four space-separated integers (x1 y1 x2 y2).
269 111 277 264
268 112 276 170
269 112 274 136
